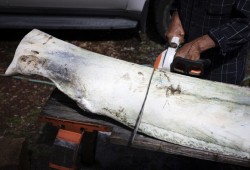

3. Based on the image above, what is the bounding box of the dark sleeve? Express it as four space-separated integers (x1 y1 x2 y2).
170 0 180 15
208 0 250 53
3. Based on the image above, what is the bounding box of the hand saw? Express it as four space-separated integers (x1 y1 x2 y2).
129 37 211 145
154 37 211 77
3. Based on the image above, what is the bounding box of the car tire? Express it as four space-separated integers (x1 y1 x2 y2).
153 0 173 42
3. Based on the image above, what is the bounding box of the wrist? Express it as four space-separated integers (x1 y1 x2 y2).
196 35 216 53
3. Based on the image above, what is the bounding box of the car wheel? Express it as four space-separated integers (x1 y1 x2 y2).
153 0 173 42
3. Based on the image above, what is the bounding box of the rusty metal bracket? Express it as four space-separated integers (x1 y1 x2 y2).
39 115 112 133
39 115 112 170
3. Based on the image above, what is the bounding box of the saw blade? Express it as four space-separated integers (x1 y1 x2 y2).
128 68 155 145
161 47 176 71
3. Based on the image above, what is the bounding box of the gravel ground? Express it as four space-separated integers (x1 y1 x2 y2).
0 29 249 170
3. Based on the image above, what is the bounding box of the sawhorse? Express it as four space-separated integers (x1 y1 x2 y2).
39 115 112 170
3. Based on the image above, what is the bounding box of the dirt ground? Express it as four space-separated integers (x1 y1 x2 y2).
0 29 249 170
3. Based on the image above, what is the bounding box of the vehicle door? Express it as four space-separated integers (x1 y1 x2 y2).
1 0 128 10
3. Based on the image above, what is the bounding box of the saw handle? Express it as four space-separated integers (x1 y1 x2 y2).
170 57 211 77
169 37 180 48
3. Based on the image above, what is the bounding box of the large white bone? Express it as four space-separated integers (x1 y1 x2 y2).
5 29 250 159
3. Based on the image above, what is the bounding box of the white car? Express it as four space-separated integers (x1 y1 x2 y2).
0 0 173 40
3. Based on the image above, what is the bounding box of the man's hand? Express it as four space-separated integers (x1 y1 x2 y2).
165 11 185 45
176 35 216 60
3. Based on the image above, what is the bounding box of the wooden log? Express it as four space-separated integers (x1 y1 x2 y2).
5 29 250 161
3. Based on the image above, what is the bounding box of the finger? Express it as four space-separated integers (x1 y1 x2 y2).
193 52 201 60
179 36 185 44
165 34 172 43
173 34 185 45
180 29 185 36
165 31 173 43
175 50 186 58
186 52 194 60
187 51 200 60
167 36 174 45
175 32 184 44
176 27 185 44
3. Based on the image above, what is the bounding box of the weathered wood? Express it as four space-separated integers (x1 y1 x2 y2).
110 125 250 167
5 29 250 161
42 90 250 167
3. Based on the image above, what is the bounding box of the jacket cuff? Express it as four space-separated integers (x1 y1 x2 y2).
170 9 178 16
170 0 179 16
208 28 227 53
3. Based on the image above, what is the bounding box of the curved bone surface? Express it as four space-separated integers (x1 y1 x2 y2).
5 29 250 159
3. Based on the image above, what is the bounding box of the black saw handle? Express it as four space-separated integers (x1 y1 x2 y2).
170 57 211 77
